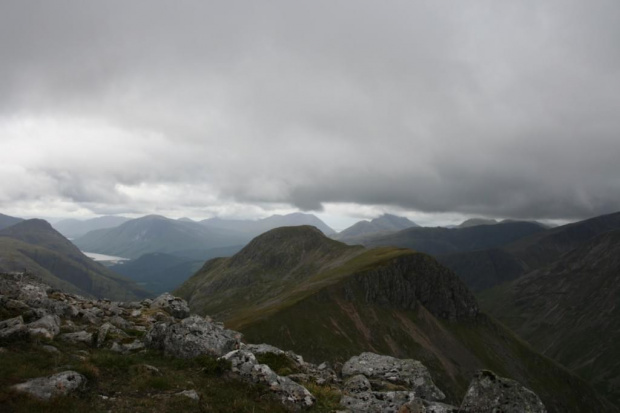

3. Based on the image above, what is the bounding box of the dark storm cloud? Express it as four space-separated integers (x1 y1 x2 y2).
1 0 620 220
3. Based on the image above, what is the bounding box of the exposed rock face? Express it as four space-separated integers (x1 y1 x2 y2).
151 292 190 319
0 315 27 339
340 390 416 412
222 349 315 411
145 315 241 358
27 314 61 339
460 370 547 413
342 352 446 401
11 371 86 400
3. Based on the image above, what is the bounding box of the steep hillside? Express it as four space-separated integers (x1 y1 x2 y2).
0 213 23 231
439 210 620 292
201 212 336 238
74 215 247 259
110 252 205 295
361 221 545 255
177 226 613 412
0 220 147 300
479 229 620 405
52 216 130 239
458 218 498 228
334 214 419 244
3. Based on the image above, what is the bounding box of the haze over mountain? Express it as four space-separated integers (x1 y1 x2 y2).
176 225 613 412
0 219 146 300
479 228 620 405
439 211 620 292
0 213 23 231
334 213 418 244
74 215 247 260
201 212 335 237
52 216 130 239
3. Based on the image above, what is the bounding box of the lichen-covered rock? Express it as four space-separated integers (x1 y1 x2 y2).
0 316 27 339
460 370 546 413
27 314 61 339
59 331 93 345
145 315 241 358
11 371 86 400
342 353 445 401
222 350 315 411
398 400 459 413
150 293 190 319
340 390 416 413
345 374 372 393
111 339 145 354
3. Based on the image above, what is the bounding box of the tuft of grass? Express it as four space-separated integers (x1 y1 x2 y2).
255 353 301 376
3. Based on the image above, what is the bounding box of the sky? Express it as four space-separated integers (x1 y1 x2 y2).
1 1 619 229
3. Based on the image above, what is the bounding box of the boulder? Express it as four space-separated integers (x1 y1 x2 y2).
344 374 372 393
27 314 61 339
222 350 315 411
111 339 145 354
460 370 546 413
145 315 241 358
59 331 93 345
150 293 190 319
0 316 28 340
11 371 86 400
342 353 445 401
340 390 415 413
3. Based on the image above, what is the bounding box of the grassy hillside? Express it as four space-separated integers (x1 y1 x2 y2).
0 213 23 231
479 229 620 405
0 220 147 301
176 226 614 412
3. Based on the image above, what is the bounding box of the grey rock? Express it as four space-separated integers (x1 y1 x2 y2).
59 331 93 345
145 315 241 358
340 390 415 413
0 316 27 339
109 315 133 330
222 350 315 411
342 353 445 401
345 374 372 394
27 314 61 339
176 389 200 400
150 293 190 319
110 339 145 354
40 345 60 354
11 371 86 400
96 322 112 347
460 370 546 413
244 343 286 355
5 299 30 312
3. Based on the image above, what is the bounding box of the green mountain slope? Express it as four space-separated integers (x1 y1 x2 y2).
0 219 147 301
201 212 336 237
360 221 545 255
438 210 620 292
74 215 247 259
0 213 23 231
176 226 614 412
479 229 620 405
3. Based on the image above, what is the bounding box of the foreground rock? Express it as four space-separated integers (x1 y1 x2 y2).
222 349 315 411
342 352 445 401
151 292 190 319
145 314 242 358
11 371 86 400
460 370 547 413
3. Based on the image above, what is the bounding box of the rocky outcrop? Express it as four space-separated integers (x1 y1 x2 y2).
342 352 446 401
144 314 241 358
11 371 86 400
460 370 546 413
150 292 190 319
222 349 315 411
0 272 548 412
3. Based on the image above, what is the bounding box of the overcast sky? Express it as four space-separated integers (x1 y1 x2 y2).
1 1 619 228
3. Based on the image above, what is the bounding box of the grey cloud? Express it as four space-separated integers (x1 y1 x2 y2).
1 1 619 221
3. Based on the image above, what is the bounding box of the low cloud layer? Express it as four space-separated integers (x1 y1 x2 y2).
1 1 619 221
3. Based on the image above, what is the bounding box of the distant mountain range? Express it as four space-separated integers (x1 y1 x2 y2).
52 216 130 239
176 226 612 412
438 211 620 292
0 218 147 301
333 213 419 244
201 212 336 237
357 221 546 255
